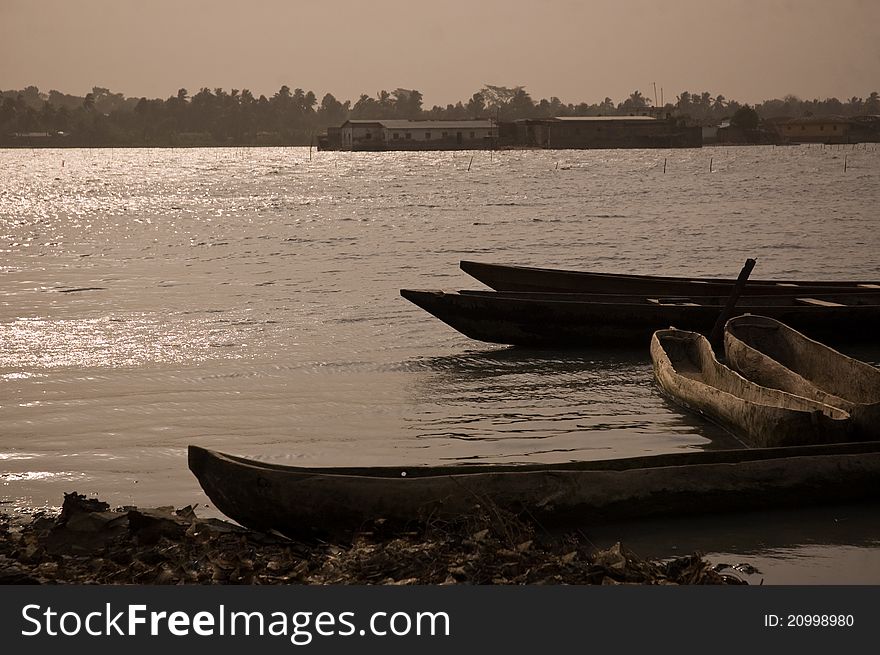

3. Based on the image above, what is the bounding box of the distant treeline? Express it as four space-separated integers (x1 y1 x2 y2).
2 84 879 147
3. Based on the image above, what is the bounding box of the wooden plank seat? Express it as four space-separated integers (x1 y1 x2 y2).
795 297 845 307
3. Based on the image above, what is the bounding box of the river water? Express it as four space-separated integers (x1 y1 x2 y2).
2 145 878 582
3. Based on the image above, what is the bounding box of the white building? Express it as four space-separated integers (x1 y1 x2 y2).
338 119 496 150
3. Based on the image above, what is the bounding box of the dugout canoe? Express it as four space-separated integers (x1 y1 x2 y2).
725 315 880 439
188 442 880 538
399 289 880 347
460 260 880 296
650 328 852 447
457 289 880 306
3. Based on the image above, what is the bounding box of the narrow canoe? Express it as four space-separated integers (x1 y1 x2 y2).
457 288 880 306
651 328 852 447
460 260 880 296
188 443 880 538
725 315 880 439
400 289 880 347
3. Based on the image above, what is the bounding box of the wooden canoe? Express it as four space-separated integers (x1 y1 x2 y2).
460 260 880 296
457 288 880 306
188 442 880 538
650 328 852 447
725 315 880 439
400 289 880 347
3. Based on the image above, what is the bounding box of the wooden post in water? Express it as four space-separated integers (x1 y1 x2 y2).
709 258 757 349
710 157 713 173
844 154 848 172
663 158 667 173
467 155 473 172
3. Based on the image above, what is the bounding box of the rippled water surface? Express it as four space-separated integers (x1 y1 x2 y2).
2 146 879 581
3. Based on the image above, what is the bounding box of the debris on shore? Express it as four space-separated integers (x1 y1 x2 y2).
0 492 748 585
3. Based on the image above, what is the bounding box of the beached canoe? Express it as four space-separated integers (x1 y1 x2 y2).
725 315 880 439
400 289 880 347
188 443 880 538
460 260 880 296
651 328 852 447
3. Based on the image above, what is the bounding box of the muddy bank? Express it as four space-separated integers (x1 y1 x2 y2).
0 493 748 585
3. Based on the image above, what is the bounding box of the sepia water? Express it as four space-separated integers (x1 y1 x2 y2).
2 145 879 583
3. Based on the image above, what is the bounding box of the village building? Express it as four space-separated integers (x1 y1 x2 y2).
701 124 720 144
331 119 497 150
3 131 70 147
319 115 703 151
716 118 780 145
778 116 852 144
497 116 701 149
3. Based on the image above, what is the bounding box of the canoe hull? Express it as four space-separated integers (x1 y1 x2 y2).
725 315 880 439
461 261 880 296
650 329 852 447
400 289 880 347
189 444 880 538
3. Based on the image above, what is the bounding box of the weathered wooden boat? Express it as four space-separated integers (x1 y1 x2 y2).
457 288 880 306
650 328 852 447
399 289 880 347
725 315 880 439
188 442 880 537
460 260 880 296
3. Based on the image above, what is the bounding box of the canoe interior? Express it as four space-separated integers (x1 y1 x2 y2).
650 328 851 447
657 330 844 419
725 315 880 405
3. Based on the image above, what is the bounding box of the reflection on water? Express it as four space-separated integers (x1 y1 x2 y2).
585 502 880 585
2 146 879 580
402 347 742 462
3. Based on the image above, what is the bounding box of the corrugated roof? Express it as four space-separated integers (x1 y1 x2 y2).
552 116 657 122
786 115 852 125
342 119 494 129
380 120 494 129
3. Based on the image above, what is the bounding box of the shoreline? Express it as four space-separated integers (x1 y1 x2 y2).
0 493 745 585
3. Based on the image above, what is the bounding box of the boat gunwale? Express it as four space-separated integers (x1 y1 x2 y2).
460 260 880 288
188 441 880 480
402 289 880 311
457 288 880 304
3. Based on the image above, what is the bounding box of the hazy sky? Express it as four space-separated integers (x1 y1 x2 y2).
2 0 878 106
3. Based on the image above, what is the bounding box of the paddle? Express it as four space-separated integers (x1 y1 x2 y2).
709 257 757 349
